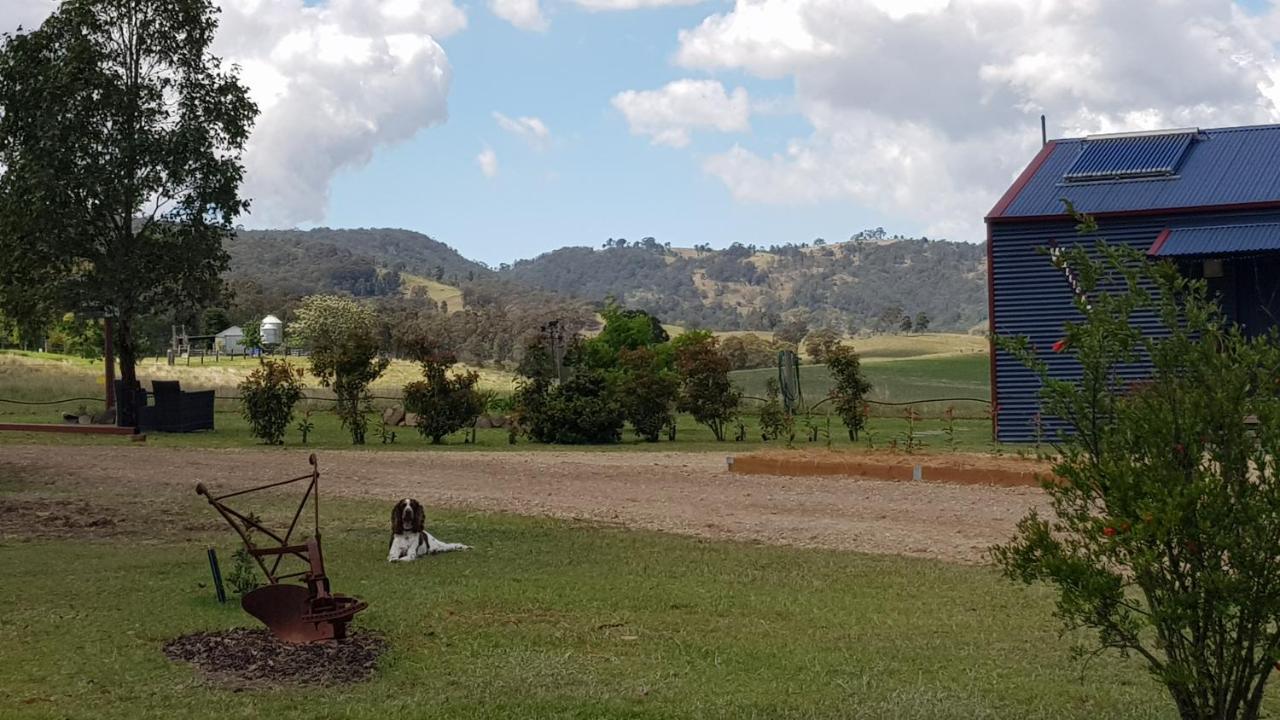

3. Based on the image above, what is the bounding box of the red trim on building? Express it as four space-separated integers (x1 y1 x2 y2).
1147 228 1172 256
986 222 998 442
986 141 1059 220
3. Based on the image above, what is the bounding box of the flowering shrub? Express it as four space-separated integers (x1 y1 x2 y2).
994 231 1280 720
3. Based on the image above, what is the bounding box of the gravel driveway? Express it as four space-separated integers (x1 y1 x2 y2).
0 445 1044 563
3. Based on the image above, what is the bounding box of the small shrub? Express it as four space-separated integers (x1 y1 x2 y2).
517 369 623 444
238 359 306 445
826 345 872 440
295 408 316 445
618 347 677 442
758 378 790 441
226 547 261 596
402 350 484 444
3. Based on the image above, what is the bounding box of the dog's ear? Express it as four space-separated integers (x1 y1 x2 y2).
411 500 425 533
392 501 404 535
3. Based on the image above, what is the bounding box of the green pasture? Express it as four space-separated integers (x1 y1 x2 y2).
0 347 1001 453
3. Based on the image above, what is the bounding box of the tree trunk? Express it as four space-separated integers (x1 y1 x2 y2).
116 314 140 429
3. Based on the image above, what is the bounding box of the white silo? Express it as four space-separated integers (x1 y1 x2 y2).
260 314 283 346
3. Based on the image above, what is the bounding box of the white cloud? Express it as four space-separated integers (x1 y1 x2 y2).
3 0 466 228
2 0 56 33
612 79 751 148
572 0 706 10
674 0 1280 242
494 112 552 149
477 147 500 178
489 0 548 31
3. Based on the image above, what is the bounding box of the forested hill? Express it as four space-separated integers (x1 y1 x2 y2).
236 228 490 284
222 228 988 334
498 235 988 333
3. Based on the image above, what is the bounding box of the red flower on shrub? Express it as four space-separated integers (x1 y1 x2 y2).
1174 443 1185 456
1051 338 1069 353
1103 526 1118 537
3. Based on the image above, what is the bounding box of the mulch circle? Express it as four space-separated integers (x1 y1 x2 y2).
164 628 386 688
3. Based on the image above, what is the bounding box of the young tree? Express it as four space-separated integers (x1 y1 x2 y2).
238 359 306 445
289 295 388 444
994 237 1280 720
913 311 930 333
402 347 483 444
803 328 841 363
674 332 740 441
0 0 256 426
898 315 914 334
617 346 677 442
774 318 810 346
825 345 872 440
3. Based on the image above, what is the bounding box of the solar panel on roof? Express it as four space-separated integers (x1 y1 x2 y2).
1063 130 1196 182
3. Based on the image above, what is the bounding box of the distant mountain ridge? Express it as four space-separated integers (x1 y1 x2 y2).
498 236 987 332
222 228 988 333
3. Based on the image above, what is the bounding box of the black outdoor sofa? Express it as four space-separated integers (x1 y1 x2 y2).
114 380 215 433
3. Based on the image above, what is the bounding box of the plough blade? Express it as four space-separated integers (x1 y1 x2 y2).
197 454 369 643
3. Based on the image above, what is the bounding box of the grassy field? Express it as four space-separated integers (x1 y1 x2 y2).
399 272 465 312
0 470 1184 719
732 354 991 419
0 341 999 452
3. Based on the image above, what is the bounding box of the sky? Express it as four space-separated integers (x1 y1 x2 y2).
7 0 1280 265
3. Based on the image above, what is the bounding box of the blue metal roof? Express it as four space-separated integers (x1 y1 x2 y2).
1150 223 1280 257
992 124 1280 219
1064 131 1195 182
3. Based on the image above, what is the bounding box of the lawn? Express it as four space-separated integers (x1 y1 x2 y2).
0 469 1182 720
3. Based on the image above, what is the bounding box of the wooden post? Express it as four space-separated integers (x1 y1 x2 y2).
104 316 116 410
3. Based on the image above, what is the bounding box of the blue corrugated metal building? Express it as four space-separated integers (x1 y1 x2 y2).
987 124 1280 442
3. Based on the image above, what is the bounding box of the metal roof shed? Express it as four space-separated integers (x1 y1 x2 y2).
987 124 1280 443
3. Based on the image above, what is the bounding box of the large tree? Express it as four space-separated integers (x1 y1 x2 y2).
0 0 255 425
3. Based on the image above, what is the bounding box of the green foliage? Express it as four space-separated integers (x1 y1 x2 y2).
758 378 793 443
225 547 260 597
674 332 740 441
0 0 255 425
241 321 263 354
237 359 306 445
517 369 624 445
585 302 669 367
825 345 872 440
617 347 677 442
402 349 484 444
201 308 231 336
992 235 1280 720
295 408 315 445
45 313 103 359
290 295 388 444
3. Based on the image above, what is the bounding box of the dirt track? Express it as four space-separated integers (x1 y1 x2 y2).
0 445 1044 563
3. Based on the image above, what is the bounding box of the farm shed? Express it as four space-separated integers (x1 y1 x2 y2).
987 124 1280 443
215 325 244 354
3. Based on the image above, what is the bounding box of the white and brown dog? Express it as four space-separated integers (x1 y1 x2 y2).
388 498 471 562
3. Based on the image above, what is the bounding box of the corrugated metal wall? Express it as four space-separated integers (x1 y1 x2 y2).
989 208 1280 443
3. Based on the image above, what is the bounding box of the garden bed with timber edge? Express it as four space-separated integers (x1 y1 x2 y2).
728 450 1056 487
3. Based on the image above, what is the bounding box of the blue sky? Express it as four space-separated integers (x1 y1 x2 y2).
323 3 858 266
15 0 1278 267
